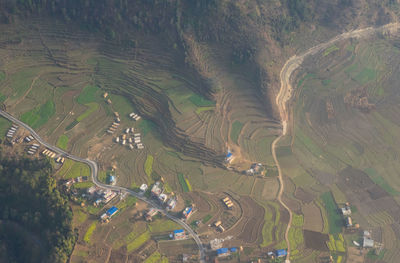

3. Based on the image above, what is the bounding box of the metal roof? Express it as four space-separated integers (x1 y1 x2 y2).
106 206 118 216
363 237 374 248
173 229 184 234
276 249 287 257
216 248 229 254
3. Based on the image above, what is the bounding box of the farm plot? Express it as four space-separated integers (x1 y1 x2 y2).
320 192 342 234
303 230 329 251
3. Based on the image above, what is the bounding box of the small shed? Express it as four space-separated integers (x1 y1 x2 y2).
106 206 118 217
276 249 287 257
216 248 229 257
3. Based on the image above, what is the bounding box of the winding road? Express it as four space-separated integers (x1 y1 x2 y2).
271 22 400 262
0 110 206 262
1 21 399 263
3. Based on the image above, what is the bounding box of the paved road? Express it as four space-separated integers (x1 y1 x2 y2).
0 110 206 262
273 22 400 263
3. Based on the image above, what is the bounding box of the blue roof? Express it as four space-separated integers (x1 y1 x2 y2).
276 249 287 257
230 247 237 252
106 206 118 216
109 176 115 182
173 229 184 234
226 152 233 158
216 248 229 254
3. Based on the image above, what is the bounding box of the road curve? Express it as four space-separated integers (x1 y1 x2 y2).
272 22 400 262
0 110 206 262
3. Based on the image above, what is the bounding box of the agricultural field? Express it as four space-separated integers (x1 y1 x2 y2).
0 17 337 262
285 32 400 261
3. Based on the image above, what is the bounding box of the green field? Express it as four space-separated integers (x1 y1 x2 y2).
144 155 154 182
0 71 5 82
76 85 100 104
126 230 150 252
0 117 11 138
148 219 180 233
76 102 99 122
60 162 90 179
320 192 342 234
324 45 339 56
56 134 69 150
364 168 399 196
189 94 215 107
84 222 97 243
178 173 190 192
139 120 156 137
20 100 55 129
144 252 162 263
230 121 244 144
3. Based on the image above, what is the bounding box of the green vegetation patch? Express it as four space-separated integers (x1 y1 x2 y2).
76 85 100 104
354 68 377 84
148 219 180 233
195 106 215 114
73 182 94 189
139 120 156 137
20 100 55 129
364 168 399 195
56 135 69 150
126 230 150 252
189 94 215 107
178 173 190 192
116 196 137 211
230 121 244 144
202 214 212 223
58 161 90 181
0 71 5 81
76 102 99 122
324 45 339 56
320 192 342 234
84 222 97 243
144 155 154 182
0 117 11 138
144 251 162 263
65 120 78 131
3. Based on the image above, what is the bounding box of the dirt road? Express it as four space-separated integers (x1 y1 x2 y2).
272 22 400 262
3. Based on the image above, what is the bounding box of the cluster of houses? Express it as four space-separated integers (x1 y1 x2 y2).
100 206 119 223
222 196 234 209
115 131 144 150
26 143 40 155
64 176 89 188
41 148 56 158
6 124 18 139
245 163 264 176
24 135 34 142
129 112 141 121
103 92 112 105
87 186 118 206
340 202 353 228
106 113 121 134
150 182 177 210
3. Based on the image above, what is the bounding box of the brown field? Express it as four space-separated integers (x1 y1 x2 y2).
226 196 264 244
295 187 315 204
302 202 324 232
303 230 329 251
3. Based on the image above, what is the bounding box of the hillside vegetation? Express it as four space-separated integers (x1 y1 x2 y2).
0 155 75 263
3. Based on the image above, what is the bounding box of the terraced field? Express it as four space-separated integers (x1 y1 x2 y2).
284 31 400 261
0 19 287 262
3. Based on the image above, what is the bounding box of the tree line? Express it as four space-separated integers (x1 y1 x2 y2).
0 154 75 263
